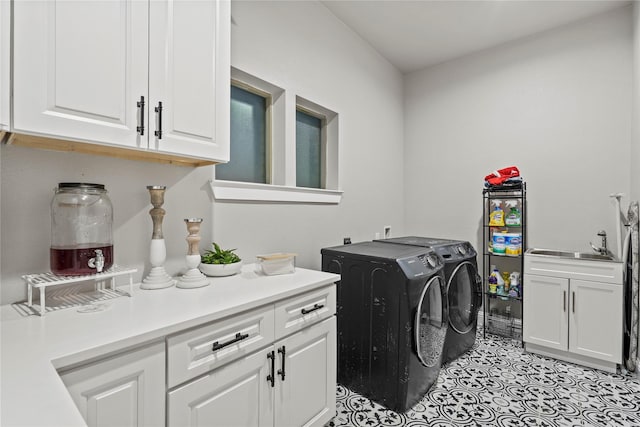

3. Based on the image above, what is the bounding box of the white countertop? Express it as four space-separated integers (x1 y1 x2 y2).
0 265 339 427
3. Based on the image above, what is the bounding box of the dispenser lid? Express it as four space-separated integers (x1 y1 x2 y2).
58 183 105 190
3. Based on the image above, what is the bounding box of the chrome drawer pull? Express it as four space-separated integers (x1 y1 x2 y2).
301 303 324 315
211 332 249 352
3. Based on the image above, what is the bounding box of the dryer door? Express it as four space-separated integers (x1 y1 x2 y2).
448 261 481 334
415 275 448 367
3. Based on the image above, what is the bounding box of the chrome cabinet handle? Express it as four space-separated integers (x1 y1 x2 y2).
563 291 566 312
572 292 575 314
154 102 163 139
136 96 145 135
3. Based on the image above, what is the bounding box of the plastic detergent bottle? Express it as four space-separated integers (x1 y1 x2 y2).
490 266 504 286
489 200 505 226
509 272 521 297
504 200 521 226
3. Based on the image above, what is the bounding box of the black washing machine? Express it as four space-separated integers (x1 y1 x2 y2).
321 241 448 412
376 237 482 364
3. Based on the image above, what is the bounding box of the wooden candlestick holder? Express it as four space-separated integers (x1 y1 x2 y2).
141 186 175 289
176 218 209 289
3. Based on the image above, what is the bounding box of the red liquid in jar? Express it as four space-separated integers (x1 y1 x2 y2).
50 244 114 276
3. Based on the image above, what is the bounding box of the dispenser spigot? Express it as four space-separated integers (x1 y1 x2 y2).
88 249 105 273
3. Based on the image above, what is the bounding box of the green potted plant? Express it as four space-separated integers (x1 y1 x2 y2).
199 243 242 277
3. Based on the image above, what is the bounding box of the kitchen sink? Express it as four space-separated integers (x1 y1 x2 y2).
527 248 617 262
525 248 622 284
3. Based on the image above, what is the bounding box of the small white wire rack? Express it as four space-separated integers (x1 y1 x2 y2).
22 265 137 316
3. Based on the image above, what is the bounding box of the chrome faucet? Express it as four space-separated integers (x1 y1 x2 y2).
590 230 609 256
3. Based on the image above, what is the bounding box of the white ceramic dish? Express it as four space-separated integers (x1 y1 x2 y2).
199 261 242 277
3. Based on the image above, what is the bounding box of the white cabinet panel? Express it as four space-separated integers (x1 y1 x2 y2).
569 279 622 363
59 342 165 427
168 348 274 427
275 316 336 427
13 0 148 148
274 285 336 339
149 0 230 161
167 304 275 388
523 275 568 351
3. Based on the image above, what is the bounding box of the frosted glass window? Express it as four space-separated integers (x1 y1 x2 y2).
216 85 267 183
296 110 322 189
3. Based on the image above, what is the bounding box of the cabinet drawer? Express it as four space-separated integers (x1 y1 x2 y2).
275 285 336 339
167 305 275 388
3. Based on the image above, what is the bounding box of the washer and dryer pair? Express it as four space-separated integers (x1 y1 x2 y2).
321 236 481 412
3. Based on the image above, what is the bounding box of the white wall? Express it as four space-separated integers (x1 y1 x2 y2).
0 145 216 304
404 6 633 258
211 1 405 270
0 0 404 305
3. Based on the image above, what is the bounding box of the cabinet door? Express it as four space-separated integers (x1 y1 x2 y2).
274 317 336 427
59 342 165 427
13 0 148 148
569 279 622 363
523 275 568 351
168 348 274 427
149 0 230 161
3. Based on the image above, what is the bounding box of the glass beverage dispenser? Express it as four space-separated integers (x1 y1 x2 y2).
50 183 114 275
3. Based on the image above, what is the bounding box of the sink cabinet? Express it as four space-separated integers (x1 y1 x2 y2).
523 255 623 373
12 0 230 164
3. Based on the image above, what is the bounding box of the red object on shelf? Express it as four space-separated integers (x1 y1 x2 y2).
484 166 520 185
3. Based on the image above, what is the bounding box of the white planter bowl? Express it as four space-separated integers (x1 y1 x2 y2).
199 261 242 277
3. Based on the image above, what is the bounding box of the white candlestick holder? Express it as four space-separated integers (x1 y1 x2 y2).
176 218 210 289
141 186 175 289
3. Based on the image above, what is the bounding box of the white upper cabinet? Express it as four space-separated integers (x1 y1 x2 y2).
12 0 230 163
13 0 148 148
149 0 230 161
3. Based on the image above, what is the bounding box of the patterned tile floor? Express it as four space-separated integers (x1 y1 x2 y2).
331 332 640 426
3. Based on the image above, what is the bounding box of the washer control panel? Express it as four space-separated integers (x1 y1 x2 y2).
398 252 443 277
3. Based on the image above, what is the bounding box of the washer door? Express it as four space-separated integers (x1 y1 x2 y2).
448 261 481 334
415 275 448 367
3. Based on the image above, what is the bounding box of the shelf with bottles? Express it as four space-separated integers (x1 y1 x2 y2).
484 291 522 302
486 267 522 300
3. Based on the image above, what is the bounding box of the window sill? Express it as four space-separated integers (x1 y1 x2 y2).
210 180 343 204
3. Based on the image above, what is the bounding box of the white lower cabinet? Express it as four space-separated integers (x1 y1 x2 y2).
168 347 274 426
168 286 337 427
523 274 622 372
58 284 337 427
168 317 336 427
59 342 165 427
274 317 336 427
